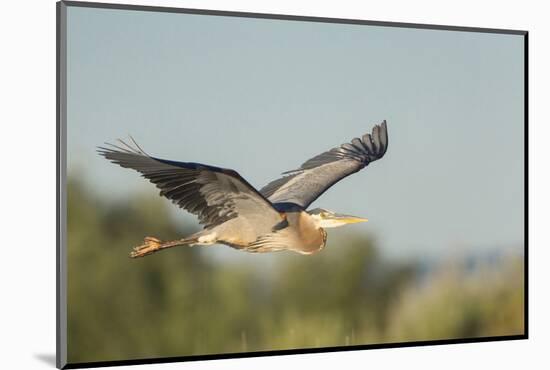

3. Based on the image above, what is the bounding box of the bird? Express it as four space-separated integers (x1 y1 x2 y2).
98 120 388 258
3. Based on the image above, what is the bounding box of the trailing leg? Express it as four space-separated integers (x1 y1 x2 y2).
130 236 198 258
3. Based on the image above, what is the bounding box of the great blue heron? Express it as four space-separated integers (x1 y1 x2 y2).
98 120 388 258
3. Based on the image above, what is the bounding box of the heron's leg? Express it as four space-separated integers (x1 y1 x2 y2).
130 236 196 258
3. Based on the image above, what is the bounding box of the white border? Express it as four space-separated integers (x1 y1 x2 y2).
2 1 547 369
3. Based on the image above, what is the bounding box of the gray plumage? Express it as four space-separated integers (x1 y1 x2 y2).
98 120 388 257
97 140 282 230
260 120 388 208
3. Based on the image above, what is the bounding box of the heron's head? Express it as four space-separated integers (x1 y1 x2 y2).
308 208 368 229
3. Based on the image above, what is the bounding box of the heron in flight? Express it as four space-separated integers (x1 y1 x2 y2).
98 120 388 258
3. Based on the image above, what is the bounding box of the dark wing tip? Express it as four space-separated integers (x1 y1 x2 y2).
97 138 149 158
377 120 388 157
353 120 388 164
369 120 388 158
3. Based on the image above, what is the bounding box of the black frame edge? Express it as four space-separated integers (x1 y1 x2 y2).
63 335 527 369
61 0 527 35
523 32 529 338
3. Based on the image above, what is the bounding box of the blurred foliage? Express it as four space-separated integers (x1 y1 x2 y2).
66 178 524 363
386 257 524 342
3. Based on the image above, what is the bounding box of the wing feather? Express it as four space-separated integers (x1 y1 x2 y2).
260 121 388 208
98 140 282 229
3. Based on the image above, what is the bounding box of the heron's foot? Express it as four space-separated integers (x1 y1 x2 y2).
130 236 163 258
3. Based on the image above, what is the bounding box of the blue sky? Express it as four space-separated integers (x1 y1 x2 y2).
66 7 524 260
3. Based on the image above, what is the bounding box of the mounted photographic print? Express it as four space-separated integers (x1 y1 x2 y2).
57 1 528 368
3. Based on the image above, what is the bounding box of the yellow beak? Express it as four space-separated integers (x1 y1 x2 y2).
335 214 369 224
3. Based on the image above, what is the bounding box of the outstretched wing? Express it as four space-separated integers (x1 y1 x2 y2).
98 139 283 229
260 120 388 209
